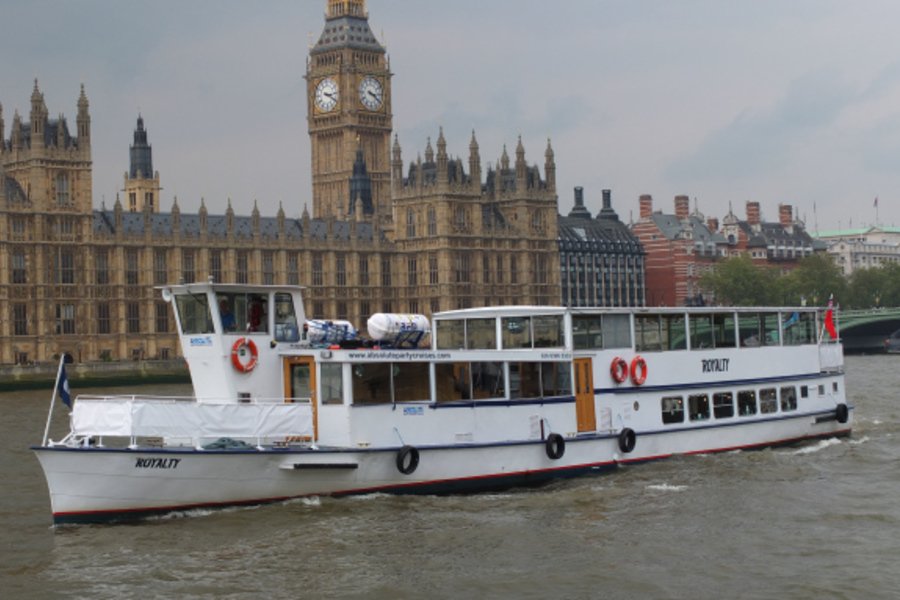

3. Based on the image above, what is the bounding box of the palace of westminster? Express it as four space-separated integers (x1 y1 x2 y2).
0 0 644 366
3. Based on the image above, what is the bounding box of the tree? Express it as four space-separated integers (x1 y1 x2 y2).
780 253 846 307
845 266 884 308
701 256 780 305
702 253 848 307
845 263 900 308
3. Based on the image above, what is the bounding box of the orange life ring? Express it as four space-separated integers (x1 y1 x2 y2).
231 337 259 373
610 357 629 384
630 355 648 386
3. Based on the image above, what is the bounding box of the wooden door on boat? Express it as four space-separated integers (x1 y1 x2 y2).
574 358 596 432
283 356 318 441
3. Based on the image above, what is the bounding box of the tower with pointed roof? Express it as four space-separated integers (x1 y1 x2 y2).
0 82 93 364
123 115 161 212
307 0 392 221
1 80 92 213
391 129 562 309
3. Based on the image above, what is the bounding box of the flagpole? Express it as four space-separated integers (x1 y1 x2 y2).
41 354 67 447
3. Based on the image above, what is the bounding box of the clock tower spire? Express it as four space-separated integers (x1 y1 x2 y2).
306 0 393 222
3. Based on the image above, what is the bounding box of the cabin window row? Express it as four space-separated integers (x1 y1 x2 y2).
174 292 300 341
661 385 803 424
637 312 817 352
570 311 819 352
435 315 565 350
342 360 573 405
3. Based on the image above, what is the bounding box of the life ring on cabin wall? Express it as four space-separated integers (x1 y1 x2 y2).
618 428 636 454
545 433 566 460
610 357 629 384
396 445 420 475
630 356 648 386
231 337 259 373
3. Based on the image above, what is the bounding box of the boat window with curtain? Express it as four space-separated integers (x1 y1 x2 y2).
602 314 632 348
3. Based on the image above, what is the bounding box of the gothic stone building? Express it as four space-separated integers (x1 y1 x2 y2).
0 0 571 365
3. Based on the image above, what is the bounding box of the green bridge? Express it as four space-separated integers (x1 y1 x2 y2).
836 307 900 352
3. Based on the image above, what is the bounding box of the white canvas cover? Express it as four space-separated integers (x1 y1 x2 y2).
72 399 313 440
71 398 134 437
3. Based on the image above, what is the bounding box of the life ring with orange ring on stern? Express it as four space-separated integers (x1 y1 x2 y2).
610 357 629 384
630 355 648 386
231 337 259 373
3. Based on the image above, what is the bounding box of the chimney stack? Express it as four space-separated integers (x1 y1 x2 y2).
746 201 760 226
779 203 792 226
597 189 619 221
707 217 719 232
567 186 592 219
674 195 690 221
639 194 653 219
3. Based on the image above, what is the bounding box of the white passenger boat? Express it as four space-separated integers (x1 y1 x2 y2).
33 282 851 524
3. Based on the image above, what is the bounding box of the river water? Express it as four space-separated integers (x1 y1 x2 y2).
1 356 898 599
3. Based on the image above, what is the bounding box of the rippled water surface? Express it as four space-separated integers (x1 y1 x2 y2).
2 357 899 599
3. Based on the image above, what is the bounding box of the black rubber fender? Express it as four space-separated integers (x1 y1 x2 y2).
618 428 636 453
545 433 566 460
396 445 420 475
835 403 850 424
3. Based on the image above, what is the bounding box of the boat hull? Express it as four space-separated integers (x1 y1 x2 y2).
34 409 851 525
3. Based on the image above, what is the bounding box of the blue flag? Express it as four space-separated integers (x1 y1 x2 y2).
783 312 800 329
58 363 72 408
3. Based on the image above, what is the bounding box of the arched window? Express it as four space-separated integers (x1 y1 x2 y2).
428 207 437 236
56 173 70 205
406 208 416 237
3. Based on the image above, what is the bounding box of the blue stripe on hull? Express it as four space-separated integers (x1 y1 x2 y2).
599 370 834 395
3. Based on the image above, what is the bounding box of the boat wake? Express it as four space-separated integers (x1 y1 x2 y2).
792 438 842 455
346 493 393 502
149 503 265 522
646 483 687 492
282 496 322 507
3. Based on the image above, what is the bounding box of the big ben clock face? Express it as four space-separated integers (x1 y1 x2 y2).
314 77 339 112
358 76 383 110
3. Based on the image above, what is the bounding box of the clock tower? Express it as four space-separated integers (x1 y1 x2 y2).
306 0 393 221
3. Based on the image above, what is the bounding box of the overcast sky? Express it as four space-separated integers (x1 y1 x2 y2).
3 0 900 232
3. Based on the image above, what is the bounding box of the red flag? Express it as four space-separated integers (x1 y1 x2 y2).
824 296 837 340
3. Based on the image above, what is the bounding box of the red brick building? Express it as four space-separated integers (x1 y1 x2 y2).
720 201 819 268
632 198 820 307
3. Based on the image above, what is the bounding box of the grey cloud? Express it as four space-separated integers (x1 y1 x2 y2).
665 70 857 183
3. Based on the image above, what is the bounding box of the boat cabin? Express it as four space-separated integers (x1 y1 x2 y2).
152 283 841 450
